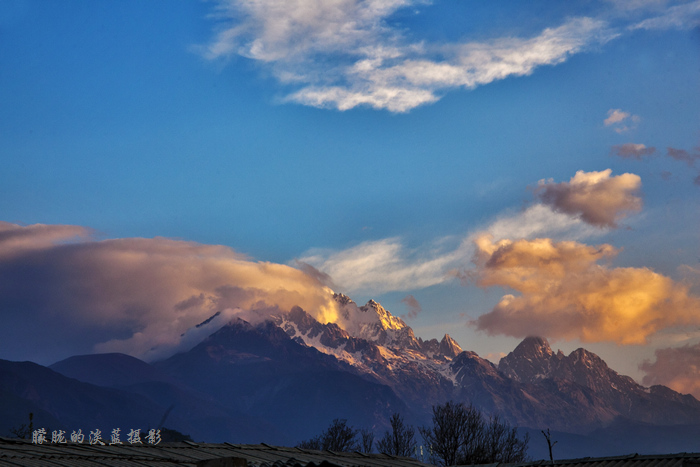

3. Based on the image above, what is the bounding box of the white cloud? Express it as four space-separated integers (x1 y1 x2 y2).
604 109 631 125
298 204 598 295
202 1 616 112
203 0 411 62
605 0 670 11
630 0 700 29
486 204 598 242
297 237 469 294
604 108 640 133
296 167 642 297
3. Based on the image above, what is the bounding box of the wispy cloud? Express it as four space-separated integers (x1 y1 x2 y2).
201 1 616 112
604 108 640 133
486 203 597 241
470 234 700 345
604 0 670 12
630 0 700 30
666 146 700 186
297 236 470 294
667 147 700 167
612 143 656 159
534 169 642 228
298 203 598 295
401 294 422 319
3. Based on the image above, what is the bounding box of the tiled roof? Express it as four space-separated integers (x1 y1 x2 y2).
0 438 434 467
469 453 700 467
4 438 699 467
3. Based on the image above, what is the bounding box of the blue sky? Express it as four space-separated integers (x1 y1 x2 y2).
1 0 700 392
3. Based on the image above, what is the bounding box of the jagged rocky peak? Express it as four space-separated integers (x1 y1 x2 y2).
439 334 463 358
328 295 421 350
554 347 641 395
333 292 355 307
514 336 554 358
331 293 401 330
498 336 561 383
360 299 408 331
418 334 463 359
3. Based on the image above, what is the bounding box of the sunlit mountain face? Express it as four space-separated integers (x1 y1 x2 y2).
1 0 699 459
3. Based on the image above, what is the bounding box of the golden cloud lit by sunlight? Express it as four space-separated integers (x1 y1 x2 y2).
0 222 339 362
469 234 700 345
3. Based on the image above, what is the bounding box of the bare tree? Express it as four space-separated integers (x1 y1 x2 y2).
420 401 529 466
9 413 33 440
297 419 359 452
360 428 375 453
541 428 557 463
376 413 417 458
476 414 529 464
419 401 482 466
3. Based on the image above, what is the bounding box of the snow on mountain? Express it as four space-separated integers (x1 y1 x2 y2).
272 294 462 373
20 294 700 453
267 295 467 413
165 294 700 433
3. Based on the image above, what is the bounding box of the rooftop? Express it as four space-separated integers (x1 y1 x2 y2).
476 453 700 467
0 438 434 467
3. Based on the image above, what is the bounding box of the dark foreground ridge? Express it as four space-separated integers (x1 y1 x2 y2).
2 438 700 467
0 438 433 467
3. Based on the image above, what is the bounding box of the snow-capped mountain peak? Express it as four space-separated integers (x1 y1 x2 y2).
325 293 417 348
360 299 407 331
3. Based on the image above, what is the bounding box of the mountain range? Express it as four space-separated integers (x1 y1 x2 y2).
2 293 699 459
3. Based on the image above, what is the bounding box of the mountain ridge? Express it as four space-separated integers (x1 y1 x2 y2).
5 295 700 456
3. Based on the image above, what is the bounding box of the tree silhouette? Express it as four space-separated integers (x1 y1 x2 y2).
376 413 416 457
297 419 359 452
9 412 33 440
420 401 529 466
541 428 558 463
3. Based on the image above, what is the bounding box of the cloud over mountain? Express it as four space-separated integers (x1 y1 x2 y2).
470 234 700 345
0 222 338 363
640 343 700 399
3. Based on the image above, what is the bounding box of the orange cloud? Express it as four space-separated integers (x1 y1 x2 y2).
0 222 339 363
535 169 642 227
640 344 700 399
470 234 700 345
